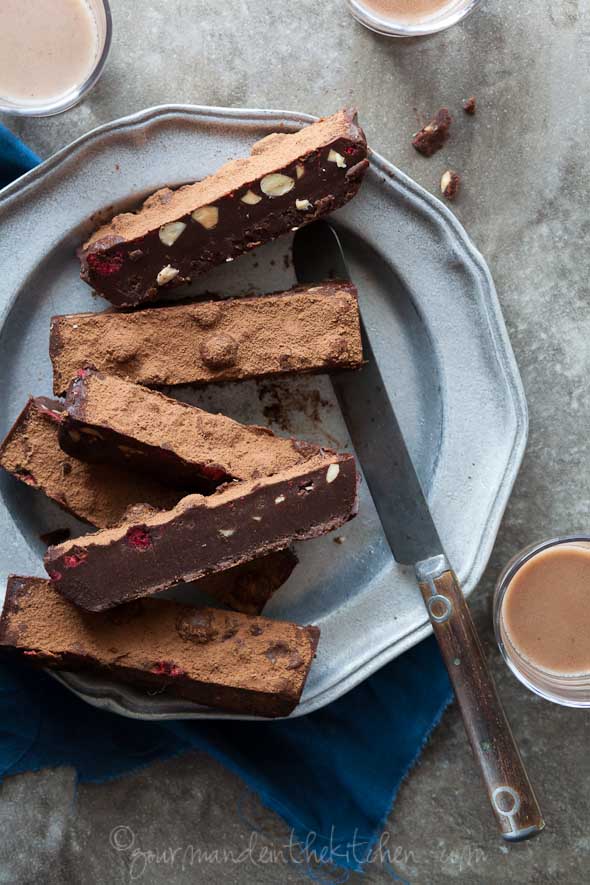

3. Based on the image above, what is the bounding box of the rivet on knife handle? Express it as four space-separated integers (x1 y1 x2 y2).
416 555 545 841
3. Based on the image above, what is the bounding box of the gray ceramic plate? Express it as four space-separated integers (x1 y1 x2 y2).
0 105 527 720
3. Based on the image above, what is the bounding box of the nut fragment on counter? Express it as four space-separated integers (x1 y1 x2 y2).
412 108 452 157
441 170 460 201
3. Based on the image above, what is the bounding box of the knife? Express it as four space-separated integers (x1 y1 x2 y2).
293 221 544 841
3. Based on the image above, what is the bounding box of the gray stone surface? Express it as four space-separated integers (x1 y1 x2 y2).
2 0 590 882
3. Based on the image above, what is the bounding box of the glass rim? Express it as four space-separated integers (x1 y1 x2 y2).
494 534 590 708
0 0 112 118
347 0 484 38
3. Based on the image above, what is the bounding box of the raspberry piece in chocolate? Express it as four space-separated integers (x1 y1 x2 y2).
125 527 152 550
151 660 186 678
86 249 124 277
63 552 88 569
17 470 37 486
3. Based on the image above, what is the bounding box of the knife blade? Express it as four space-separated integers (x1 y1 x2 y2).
292 221 442 566
293 220 544 842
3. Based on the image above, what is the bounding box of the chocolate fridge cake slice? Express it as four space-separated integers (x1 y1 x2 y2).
49 281 364 394
0 576 319 717
0 396 181 527
0 400 297 614
58 370 327 489
79 109 369 307
44 452 359 611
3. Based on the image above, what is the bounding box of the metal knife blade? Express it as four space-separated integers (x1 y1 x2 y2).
292 221 443 566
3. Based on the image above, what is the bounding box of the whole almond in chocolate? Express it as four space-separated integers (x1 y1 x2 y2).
79 109 369 307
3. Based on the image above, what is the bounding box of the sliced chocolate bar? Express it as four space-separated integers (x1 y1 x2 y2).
0 397 180 527
59 370 324 489
79 109 369 307
49 282 364 394
45 452 359 611
0 576 319 717
0 400 296 614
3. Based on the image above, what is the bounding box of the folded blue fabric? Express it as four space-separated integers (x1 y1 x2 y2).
0 123 452 874
0 124 39 188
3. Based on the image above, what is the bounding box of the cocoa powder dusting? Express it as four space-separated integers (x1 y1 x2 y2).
2 578 320 702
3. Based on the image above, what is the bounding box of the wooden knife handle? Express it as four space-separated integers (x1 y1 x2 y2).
416 557 545 841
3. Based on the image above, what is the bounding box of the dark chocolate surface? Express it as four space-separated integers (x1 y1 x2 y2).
45 454 359 611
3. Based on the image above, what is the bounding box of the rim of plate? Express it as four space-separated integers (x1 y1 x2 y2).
0 105 528 719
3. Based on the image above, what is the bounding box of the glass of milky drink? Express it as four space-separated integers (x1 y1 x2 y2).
494 537 590 707
348 0 483 36
0 0 112 117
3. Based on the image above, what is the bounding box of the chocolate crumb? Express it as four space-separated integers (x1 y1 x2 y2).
463 96 477 115
412 109 452 157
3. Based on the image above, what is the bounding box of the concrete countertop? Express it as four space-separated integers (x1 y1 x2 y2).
2 1 589 882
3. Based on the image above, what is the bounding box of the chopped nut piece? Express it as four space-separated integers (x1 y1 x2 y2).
328 149 347 168
260 173 295 198
240 190 262 205
463 96 477 115
156 265 180 286
296 164 305 179
326 463 340 484
191 205 219 229
412 108 452 157
441 170 460 201
295 199 313 211
159 221 186 246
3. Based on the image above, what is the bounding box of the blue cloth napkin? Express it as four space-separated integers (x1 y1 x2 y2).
0 123 452 874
